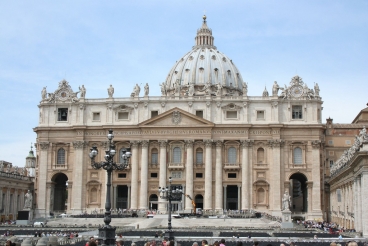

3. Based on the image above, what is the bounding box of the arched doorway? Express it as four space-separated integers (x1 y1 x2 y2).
195 194 203 210
289 173 308 212
51 173 68 212
149 194 158 210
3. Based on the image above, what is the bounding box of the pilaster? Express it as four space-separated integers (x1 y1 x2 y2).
130 141 139 209
204 139 213 210
158 140 167 211
311 140 322 217
184 140 194 211
35 141 49 218
139 140 149 209
240 139 253 210
215 140 223 210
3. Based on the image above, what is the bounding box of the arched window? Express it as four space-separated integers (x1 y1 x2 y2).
257 148 265 163
293 147 302 164
228 147 236 164
173 147 181 163
151 148 158 164
196 148 203 164
57 148 65 164
90 188 97 203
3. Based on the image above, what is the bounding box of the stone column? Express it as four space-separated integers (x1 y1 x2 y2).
269 139 283 212
139 140 149 209
238 185 241 210
130 141 139 210
311 140 322 216
357 175 362 233
35 142 49 218
241 140 253 210
184 140 194 211
67 182 73 214
204 139 213 210
223 185 227 210
71 140 88 214
353 178 357 230
127 185 131 209
361 173 368 237
307 181 313 215
158 140 167 212
215 140 223 211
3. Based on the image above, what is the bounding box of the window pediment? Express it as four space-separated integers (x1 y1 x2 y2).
113 104 134 112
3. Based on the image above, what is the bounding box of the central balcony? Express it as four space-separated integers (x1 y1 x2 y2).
168 162 185 170
224 163 240 170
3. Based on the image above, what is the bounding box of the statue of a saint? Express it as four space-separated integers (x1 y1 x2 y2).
108 85 114 98
160 82 166 96
79 85 86 98
144 83 149 96
24 190 33 210
41 87 47 100
272 81 280 96
242 82 248 96
282 191 291 211
188 83 194 96
314 83 320 96
133 84 141 97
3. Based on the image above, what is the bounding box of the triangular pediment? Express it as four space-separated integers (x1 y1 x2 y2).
139 107 214 127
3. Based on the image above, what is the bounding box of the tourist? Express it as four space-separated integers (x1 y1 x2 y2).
220 239 226 246
202 240 208 246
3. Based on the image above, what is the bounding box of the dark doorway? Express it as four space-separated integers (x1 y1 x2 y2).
149 194 158 210
226 185 238 210
195 194 203 209
289 173 308 212
51 173 68 212
116 185 128 209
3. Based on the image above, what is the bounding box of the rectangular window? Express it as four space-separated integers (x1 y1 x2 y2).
256 110 265 120
58 108 68 121
93 112 100 121
226 111 237 119
329 160 334 167
196 173 203 178
150 173 158 178
196 110 203 118
118 112 129 120
345 140 351 145
328 140 333 145
151 111 159 118
329 151 334 156
118 173 127 178
228 173 237 178
292 106 303 119
151 153 158 164
337 189 342 202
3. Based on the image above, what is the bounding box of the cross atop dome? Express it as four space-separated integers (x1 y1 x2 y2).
195 15 215 48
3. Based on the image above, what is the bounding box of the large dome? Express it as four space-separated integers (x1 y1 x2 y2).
164 16 245 96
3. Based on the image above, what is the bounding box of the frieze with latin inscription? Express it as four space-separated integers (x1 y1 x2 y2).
77 129 280 136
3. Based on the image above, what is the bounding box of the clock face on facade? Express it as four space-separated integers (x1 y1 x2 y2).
290 85 303 98
57 90 69 101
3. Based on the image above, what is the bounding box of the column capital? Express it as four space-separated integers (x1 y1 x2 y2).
158 140 168 147
240 139 254 147
73 141 88 149
184 140 194 149
267 139 284 148
130 140 140 148
311 140 321 149
203 139 213 147
141 140 149 148
215 140 223 147
38 142 50 150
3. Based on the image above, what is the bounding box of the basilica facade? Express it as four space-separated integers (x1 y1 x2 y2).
34 16 324 220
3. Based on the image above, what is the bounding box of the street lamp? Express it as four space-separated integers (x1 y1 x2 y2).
89 129 131 246
158 177 183 240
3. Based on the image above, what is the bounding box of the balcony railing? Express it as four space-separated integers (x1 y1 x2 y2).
289 163 307 169
224 163 240 170
168 162 185 170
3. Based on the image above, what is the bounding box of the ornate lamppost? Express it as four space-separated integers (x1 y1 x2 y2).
158 177 183 240
89 129 131 246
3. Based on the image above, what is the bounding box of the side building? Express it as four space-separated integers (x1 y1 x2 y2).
327 106 368 237
34 16 325 220
0 147 35 222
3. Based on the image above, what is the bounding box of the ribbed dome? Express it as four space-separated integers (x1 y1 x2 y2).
164 16 245 94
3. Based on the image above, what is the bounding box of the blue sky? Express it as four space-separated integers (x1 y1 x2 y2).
0 1 367 167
